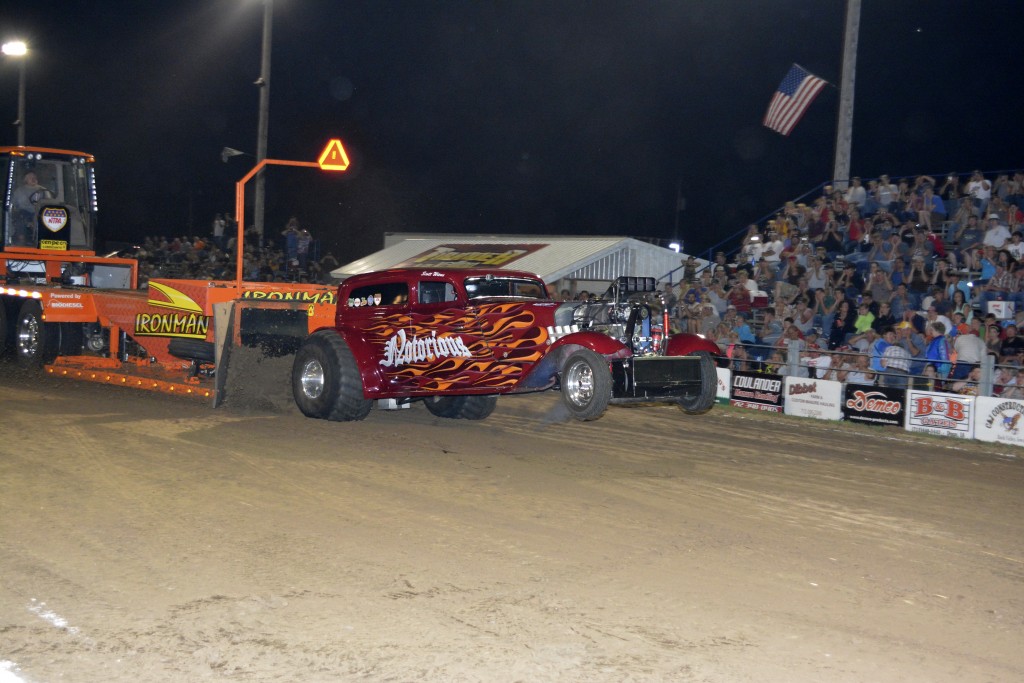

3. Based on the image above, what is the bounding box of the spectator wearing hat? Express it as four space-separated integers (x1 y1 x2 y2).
698 303 721 337
844 177 866 210
950 325 988 380
798 334 834 379
983 213 1011 249
896 320 927 374
999 323 1024 361
833 262 865 300
879 327 912 388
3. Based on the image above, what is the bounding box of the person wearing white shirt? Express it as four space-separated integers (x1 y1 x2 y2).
761 231 784 265
1006 231 1024 261
982 214 1011 249
966 170 993 216
844 177 867 210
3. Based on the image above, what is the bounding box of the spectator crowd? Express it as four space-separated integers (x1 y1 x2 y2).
124 214 340 286
667 168 1024 396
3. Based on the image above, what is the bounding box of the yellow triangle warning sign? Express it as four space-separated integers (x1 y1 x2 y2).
317 139 350 171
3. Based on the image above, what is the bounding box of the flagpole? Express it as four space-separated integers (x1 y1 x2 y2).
832 0 861 189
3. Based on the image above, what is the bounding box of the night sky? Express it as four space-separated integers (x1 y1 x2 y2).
2 1 1023 264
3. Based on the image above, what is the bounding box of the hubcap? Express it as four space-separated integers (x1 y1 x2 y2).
16 314 40 359
299 359 326 399
564 360 594 407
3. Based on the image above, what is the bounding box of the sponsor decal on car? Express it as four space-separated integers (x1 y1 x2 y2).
379 329 473 367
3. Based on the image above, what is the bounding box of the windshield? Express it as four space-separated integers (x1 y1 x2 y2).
4 154 95 250
464 276 548 300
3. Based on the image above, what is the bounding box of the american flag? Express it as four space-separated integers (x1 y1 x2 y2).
763 64 827 136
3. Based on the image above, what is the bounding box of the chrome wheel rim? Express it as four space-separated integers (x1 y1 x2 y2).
16 314 40 359
299 359 325 399
564 360 594 407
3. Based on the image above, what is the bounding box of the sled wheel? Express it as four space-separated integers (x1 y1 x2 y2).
15 300 61 368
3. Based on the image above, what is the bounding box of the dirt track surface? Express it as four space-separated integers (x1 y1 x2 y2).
1 367 1023 682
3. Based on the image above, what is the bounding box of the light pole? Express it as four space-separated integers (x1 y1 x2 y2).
253 0 273 247
2 40 27 146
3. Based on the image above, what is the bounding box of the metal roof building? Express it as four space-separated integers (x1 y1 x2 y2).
332 233 702 287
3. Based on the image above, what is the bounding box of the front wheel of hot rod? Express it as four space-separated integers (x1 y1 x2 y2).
424 395 498 420
292 331 372 421
560 348 612 421
677 351 717 415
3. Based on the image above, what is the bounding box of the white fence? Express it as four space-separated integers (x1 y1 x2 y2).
715 367 1024 449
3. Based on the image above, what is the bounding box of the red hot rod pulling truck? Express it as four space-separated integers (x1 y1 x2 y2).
292 268 720 422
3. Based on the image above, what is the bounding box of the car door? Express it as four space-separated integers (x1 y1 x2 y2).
398 277 500 393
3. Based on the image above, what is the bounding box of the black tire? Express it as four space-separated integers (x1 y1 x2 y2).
677 351 717 415
168 338 216 363
292 331 372 421
560 348 612 421
15 300 61 368
0 298 10 358
424 395 498 420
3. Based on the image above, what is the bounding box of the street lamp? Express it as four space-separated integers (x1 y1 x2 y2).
2 40 27 146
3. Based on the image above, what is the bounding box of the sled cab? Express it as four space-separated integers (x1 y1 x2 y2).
2 146 97 252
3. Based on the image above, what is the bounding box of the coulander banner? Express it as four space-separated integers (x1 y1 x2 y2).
974 396 1024 448
730 371 783 413
784 377 843 421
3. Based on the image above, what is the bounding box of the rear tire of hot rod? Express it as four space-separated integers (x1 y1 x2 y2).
292 331 372 422
560 348 612 421
677 351 717 415
424 395 498 420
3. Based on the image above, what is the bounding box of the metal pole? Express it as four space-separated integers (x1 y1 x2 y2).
254 0 273 248
831 0 860 189
15 57 25 146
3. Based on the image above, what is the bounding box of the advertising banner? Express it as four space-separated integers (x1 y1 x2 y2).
394 243 546 269
730 371 783 413
842 384 905 427
905 390 975 439
784 378 842 421
974 396 1024 447
716 366 732 404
